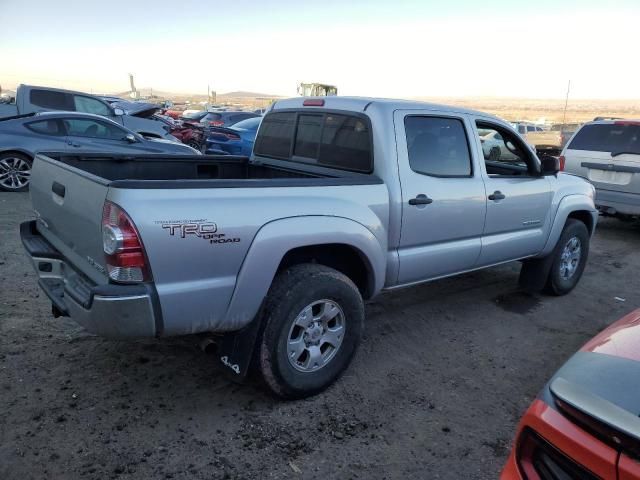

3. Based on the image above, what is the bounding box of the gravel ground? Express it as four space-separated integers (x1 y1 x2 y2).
1 191 639 480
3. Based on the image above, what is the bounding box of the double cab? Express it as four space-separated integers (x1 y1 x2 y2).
21 97 598 398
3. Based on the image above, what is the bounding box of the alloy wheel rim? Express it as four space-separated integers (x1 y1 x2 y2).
287 299 345 373
559 236 581 280
0 157 31 190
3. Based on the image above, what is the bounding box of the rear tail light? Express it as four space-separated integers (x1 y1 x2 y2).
303 99 325 107
559 155 565 171
210 120 224 126
209 131 240 142
102 201 150 283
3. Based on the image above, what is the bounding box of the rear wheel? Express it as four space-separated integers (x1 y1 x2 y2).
544 219 590 295
0 153 32 192
258 264 364 399
186 140 201 151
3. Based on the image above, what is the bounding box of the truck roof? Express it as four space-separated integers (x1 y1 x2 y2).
272 96 504 122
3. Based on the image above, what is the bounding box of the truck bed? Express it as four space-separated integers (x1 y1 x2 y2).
46 153 378 188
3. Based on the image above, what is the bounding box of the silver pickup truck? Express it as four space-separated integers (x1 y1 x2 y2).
21 97 598 398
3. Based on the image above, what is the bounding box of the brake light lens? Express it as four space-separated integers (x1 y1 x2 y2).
559 155 565 171
210 120 224 126
102 201 150 283
303 99 325 107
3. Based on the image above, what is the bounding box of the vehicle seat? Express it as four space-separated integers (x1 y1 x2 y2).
84 124 99 137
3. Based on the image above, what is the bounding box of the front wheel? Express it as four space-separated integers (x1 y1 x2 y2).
545 219 590 295
0 153 32 192
258 264 364 399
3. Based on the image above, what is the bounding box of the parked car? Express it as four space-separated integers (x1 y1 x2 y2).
478 129 511 160
204 117 261 156
180 110 208 125
561 119 640 219
501 308 640 480
0 111 199 191
525 123 582 156
195 111 260 128
21 96 596 398
171 123 207 152
0 85 174 140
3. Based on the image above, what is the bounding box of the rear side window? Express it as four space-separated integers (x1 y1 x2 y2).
405 116 472 177
25 119 64 136
568 123 640 154
254 112 296 159
30 89 73 110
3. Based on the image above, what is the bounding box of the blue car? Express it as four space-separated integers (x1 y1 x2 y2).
204 117 261 156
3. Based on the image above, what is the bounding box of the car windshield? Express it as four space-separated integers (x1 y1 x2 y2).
568 123 640 154
232 117 261 130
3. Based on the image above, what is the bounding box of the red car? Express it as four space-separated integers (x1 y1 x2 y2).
502 308 640 480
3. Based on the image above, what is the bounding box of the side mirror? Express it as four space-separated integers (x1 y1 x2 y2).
540 155 560 175
113 108 125 116
125 133 137 143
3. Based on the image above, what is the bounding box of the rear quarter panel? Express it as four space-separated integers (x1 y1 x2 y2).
110 183 389 334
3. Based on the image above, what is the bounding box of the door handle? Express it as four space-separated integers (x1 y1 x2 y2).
67 140 81 147
408 194 433 206
488 191 506 201
52 181 66 198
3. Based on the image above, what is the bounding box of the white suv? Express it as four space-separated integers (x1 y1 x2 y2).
561 120 640 218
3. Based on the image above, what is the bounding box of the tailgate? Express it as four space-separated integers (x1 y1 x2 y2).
569 150 640 195
29 154 110 285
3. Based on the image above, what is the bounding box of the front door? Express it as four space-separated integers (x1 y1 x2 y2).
395 111 487 285
473 120 553 266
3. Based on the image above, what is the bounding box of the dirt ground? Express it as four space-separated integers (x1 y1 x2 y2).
1 191 639 480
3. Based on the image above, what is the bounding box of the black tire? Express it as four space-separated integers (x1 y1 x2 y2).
489 146 501 161
0 152 32 192
544 219 590 296
186 140 201 151
258 263 364 399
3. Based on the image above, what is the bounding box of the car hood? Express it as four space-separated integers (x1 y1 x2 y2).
112 100 160 118
548 309 640 442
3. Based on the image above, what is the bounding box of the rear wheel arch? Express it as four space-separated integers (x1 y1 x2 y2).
277 243 375 299
222 216 385 332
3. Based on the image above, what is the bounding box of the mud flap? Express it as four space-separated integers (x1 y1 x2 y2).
519 254 555 292
215 315 264 382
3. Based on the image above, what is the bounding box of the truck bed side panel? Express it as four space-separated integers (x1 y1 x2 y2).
109 184 389 335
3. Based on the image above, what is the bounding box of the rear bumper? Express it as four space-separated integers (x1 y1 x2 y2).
20 220 160 337
595 188 640 216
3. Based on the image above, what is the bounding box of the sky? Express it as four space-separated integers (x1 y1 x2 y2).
1 0 639 99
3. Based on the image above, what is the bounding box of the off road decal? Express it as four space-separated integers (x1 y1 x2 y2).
155 219 240 245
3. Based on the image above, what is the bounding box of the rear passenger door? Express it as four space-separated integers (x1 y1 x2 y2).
395 111 486 284
471 120 553 265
